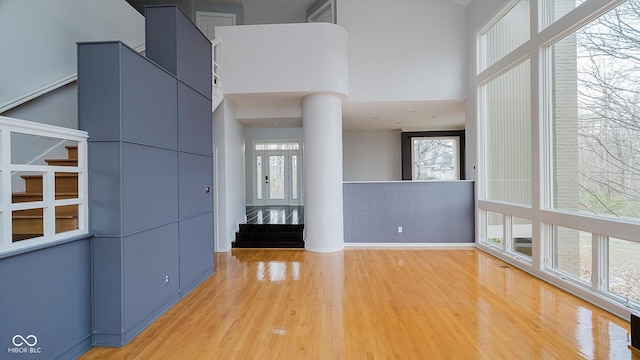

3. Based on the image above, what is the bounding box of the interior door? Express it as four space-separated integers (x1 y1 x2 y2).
195 11 236 40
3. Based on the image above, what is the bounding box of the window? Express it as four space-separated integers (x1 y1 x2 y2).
608 237 640 304
539 0 588 31
511 216 532 258
401 131 465 181
484 211 504 248
255 142 299 151
550 4 640 222
482 60 531 205
476 0 640 315
411 137 459 180
552 226 592 284
479 0 530 72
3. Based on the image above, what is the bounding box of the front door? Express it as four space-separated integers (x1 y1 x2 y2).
264 151 288 205
254 143 301 206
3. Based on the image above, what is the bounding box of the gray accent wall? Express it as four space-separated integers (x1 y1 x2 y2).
0 236 93 359
78 5 213 347
344 181 474 243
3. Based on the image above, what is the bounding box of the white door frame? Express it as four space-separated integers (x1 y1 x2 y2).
195 11 237 40
252 141 302 206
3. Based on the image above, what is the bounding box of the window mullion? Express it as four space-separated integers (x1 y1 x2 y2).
592 234 608 292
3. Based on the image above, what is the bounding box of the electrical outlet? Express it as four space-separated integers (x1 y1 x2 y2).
164 274 170 285
397 226 403 233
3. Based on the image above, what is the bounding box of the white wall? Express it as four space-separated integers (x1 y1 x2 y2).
212 102 227 252
244 127 304 204
243 3 306 24
216 23 348 97
465 0 507 182
343 130 401 181
213 100 246 252
0 0 145 112
337 0 467 103
2 83 77 129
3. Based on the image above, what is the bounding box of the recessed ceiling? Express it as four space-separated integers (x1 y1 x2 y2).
227 93 465 131
343 100 466 131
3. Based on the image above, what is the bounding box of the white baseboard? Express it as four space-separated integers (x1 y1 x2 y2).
344 242 477 250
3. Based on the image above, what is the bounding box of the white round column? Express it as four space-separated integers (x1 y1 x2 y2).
302 93 344 252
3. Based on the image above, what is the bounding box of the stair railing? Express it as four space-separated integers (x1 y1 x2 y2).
212 37 223 111
0 116 89 255
212 37 222 91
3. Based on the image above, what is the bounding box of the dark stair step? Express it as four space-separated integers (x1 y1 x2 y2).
234 224 304 249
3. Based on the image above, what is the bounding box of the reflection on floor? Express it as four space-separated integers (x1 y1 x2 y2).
245 206 304 225
234 206 304 248
80 249 635 360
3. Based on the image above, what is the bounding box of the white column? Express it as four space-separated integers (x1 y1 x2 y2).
302 93 344 252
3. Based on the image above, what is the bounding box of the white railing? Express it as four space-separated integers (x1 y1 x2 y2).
212 37 222 90
212 37 223 111
0 116 89 255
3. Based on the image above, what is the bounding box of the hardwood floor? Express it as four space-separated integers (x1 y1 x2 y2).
245 206 304 225
81 249 636 359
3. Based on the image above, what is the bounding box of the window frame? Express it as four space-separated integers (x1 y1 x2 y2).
401 130 465 181
475 0 640 318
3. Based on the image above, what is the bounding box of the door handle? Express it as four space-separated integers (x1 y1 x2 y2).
265 175 269 184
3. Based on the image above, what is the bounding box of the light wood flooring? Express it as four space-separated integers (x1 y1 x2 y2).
81 249 636 359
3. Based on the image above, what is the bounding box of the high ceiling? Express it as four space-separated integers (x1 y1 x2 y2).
127 0 470 131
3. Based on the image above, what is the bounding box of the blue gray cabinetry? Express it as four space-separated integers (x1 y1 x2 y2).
78 5 213 346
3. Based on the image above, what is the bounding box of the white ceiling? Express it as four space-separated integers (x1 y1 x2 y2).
217 0 470 131
227 92 466 131
130 0 471 131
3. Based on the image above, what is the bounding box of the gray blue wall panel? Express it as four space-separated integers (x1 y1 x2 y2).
0 237 92 359
175 11 213 97
122 143 179 234
178 82 213 155
123 223 180 330
144 7 178 75
77 43 122 140
79 12 213 346
146 6 212 99
179 152 213 218
179 213 214 296
88 142 121 235
92 237 123 338
344 181 475 243
121 49 178 148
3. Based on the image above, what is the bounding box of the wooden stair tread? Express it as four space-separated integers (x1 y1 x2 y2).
12 192 78 196
21 173 78 179
11 144 80 236
13 215 78 219
45 159 77 164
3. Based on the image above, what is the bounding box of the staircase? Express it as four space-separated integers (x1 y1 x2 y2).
234 224 304 248
11 146 79 241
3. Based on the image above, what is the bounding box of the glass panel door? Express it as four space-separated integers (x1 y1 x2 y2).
253 143 302 206
268 153 286 201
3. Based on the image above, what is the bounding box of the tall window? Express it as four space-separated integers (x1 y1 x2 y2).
483 60 531 205
551 3 640 222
